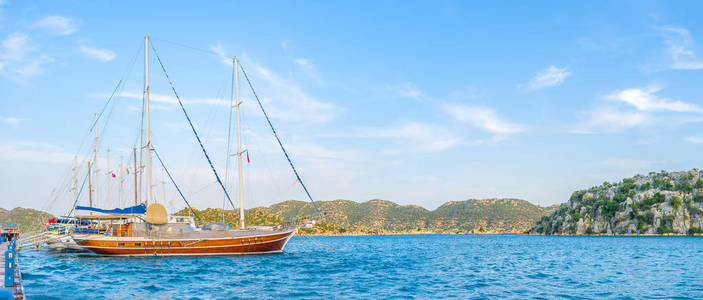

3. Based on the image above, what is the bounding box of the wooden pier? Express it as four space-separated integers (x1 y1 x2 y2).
0 228 24 299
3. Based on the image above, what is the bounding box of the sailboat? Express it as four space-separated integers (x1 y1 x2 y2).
72 35 318 256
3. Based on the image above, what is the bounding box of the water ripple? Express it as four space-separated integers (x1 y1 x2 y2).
17 235 703 299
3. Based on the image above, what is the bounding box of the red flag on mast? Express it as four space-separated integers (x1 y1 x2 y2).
246 150 250 163
111 173 116 178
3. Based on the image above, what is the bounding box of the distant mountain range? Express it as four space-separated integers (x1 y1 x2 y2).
0 198 555 235
175 198 557 234
9 169 703 236
531 169 703 235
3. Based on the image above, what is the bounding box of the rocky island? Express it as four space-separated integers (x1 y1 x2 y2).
531 169 703 235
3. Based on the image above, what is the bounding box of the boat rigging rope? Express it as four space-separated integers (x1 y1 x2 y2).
149 42 238 212
44 42 141 214
66 167 90 217
76 42 142 159
152 147 202 223
136 37 322 217
304 235 336 252
222 57 235 224
237 61 321 214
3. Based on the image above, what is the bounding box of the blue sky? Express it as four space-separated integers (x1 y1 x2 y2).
2 1 703 214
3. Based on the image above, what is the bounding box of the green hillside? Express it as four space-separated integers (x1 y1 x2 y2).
428 198 557 233
177 198 554 234
173 207 283 227
531 169 703 235
0 207 54 232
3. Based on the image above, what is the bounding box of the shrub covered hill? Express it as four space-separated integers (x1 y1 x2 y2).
531 169 703 235
175 198 556 235
0 207 54 232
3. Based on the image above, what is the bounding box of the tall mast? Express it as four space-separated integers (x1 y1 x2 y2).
107 148 111 208
93 112 99 209
161 169 167 204
119 156 124 207
88 161 93 215
133 146 138 205
144 35 153 205
235 56 244 229
71 155 78 202
223 57 235 225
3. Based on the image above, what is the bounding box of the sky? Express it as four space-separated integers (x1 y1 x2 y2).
2 1 703 215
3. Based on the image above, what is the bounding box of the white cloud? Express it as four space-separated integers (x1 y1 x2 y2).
598 158 660 170
287 140 360 161
127 104 174 112
0 117 22 126
79 45 116 61
244 130 360 164
293 58 320 82
608 87 702 113
294 58 312 72
442 104 524 135
448 86 481 101
0 33 28 60
685 136 703 144
394 82 423 100
577 106 648 133
30 16 77 36
0 141 75 164
521 66 570 91
239 56 336 123
659 26 703 70
210 42 233 67
209 44 335 123
365 122 461 153
0 32 49 79
117 91 229 107
576 86 703 133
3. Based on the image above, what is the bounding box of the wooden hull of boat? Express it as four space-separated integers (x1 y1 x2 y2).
73 230 295 256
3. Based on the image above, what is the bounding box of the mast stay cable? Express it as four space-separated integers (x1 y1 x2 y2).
153 147 202 223
149 42 238 212
237 61 321 214
43 42 142 214
66 167 90 217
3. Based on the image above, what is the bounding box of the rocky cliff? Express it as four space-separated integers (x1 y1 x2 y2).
531 169 703 235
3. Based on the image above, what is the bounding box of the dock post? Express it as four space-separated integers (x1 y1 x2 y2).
4 250 14 287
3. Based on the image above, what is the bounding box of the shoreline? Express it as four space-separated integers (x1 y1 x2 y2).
524 233 703 237
297 232 523 236
297 232 703 237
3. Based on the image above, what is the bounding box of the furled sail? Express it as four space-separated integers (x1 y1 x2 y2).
75 203 146 215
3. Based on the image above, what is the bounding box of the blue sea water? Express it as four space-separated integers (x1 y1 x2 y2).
18 235 703 299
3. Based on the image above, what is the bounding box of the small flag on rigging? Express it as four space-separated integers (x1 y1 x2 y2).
246 150 250 163
111 173 116 178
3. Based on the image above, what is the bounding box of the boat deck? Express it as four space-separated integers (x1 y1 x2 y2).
0 242 24 299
